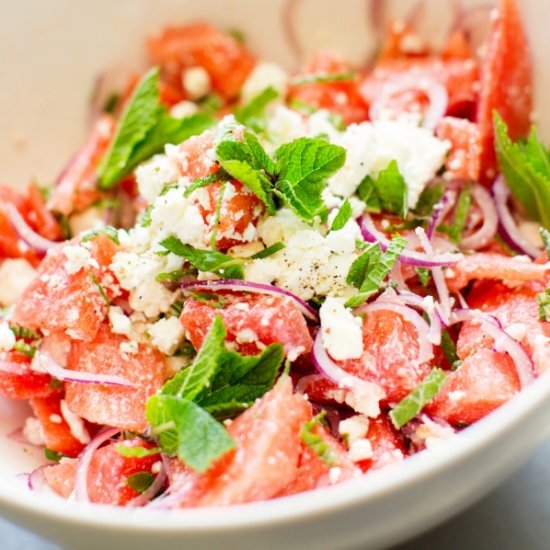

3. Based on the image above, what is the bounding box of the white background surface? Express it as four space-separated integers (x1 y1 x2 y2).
2 437 550 550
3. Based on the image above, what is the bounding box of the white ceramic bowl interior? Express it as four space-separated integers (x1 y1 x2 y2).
0 1 549 549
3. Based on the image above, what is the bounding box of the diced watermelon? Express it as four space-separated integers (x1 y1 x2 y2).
43 458 77 498
176 130 218 181
0 351 57 400
47 115 115 216
11 234 119 341
26 183 63 241
476 0 533 182
426 348 520 425
339 310 433 404
147 23 256 100
65 323 165 432
169 376 310 507
180 291 313 359
30 394 87 458
436 116 482 181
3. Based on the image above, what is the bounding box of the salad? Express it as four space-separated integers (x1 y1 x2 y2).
0 0 548 509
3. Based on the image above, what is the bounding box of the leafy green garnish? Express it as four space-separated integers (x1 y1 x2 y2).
390 368 447 428
416 267 432 287
183 170 229 199
250 242 285 259
81 225 120 245
329 199 352 232
291 72 357 86
537 288 550 321
126 471 155 494
89 274 110 305
97 68 214 188
358 161 408 217
13 341 37 358
440 328 459 367
115 444 161 459
189 292 228 309
345 235 407 308
9 325 40 340
146 317 284 471
274 138 346 223
155 269 196 283
414 181 445 218
300 411 338 467
438 185 472 244
160 236 245 279
234 86 279 132
494 112 550 229
44 448 68 462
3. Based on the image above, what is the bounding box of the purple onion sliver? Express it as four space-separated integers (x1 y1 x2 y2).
180 279 319 323
127 455 168 507
5 203 58 254
460 184 498 250
426 190 451 240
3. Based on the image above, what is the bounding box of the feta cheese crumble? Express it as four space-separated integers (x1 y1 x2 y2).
320 297 364 360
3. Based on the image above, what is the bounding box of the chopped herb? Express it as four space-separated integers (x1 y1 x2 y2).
9 325 40 340
197 93 223 116
537 288 550 321
438 185 472 243
13 341 37 358
102 93 121 115
140 206 153 228
209 180 228 249
155 269 196 283
98 68 214 188
115 444 161 458
390 368 447 428
234 86 279 132
183 170 228 198
126 471 155 494
440 328 459 367
171 301 184 316
416 267 432 287
44 448 68 462
89 274 110 305
228 28 246 44
81 225 120 245
413 181 445 218
289 98 318 115
329 199 352 232
291 72 357 86
160 236 245 279
494 112 550 229
300 411 338 467
189 292 228 309
250 242 285 259
345 235 407 308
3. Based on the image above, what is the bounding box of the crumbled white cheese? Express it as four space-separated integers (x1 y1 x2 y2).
325 219 362 255
108 306 132 336
170 100 199 119
60 400 91 445
339 415 370 443
63 245 97 275
182 66 211 100
320 297 364 360
148 316 185 355
120 340 139 356
0 323 15 352
343 382 385 418
348 438 374 462
0 258 37 306
23 417 45 446
241 62 289 103
136 155 180 204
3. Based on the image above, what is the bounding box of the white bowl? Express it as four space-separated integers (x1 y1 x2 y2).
0 1 549 549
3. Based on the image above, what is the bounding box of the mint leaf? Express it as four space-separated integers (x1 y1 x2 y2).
274 138 346 223
390 368 447 428
126 471 155 493
115 444 161 458
44 448 68 462
81 226 120 245
234 86 279 132
183 170 229 199
300 412 338 466
9 325 40 340
250 242 285 259
413 181 445 218
358 160 408 217
98 68 162 188
98 68 214 188
329 199 352 232
291 72 357 86
537 288 550 321
147 395 236 472
438 185 472 243
13 341 37 358
440 328 459 367
160 236 245 279
494 112 550 229
345 235 407 307
243 131 276 175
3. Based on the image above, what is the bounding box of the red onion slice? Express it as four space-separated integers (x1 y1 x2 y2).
359 213 462 267
451 309 535 389
427 189 455 239
357 300 434 364
5 203 59 254
28 465 58 495
74 428 120 502
493 176 541 259
127 455 168 507
38 345 135 388
460 184 498 250
180 279 319 323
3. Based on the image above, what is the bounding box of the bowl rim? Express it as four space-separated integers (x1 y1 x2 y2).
1 368 549 534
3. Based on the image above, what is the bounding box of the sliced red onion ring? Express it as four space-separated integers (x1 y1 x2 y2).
180 279 319 323
416 227 452 323
5 203 58 254
359 213 463 267
460 184 498 250
74 428 120 502
357 300 434 363
38 345 135 388
451 309 535 389
127 455 168 507
427 189 454 239
493 176 541 259
311 331 386 413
